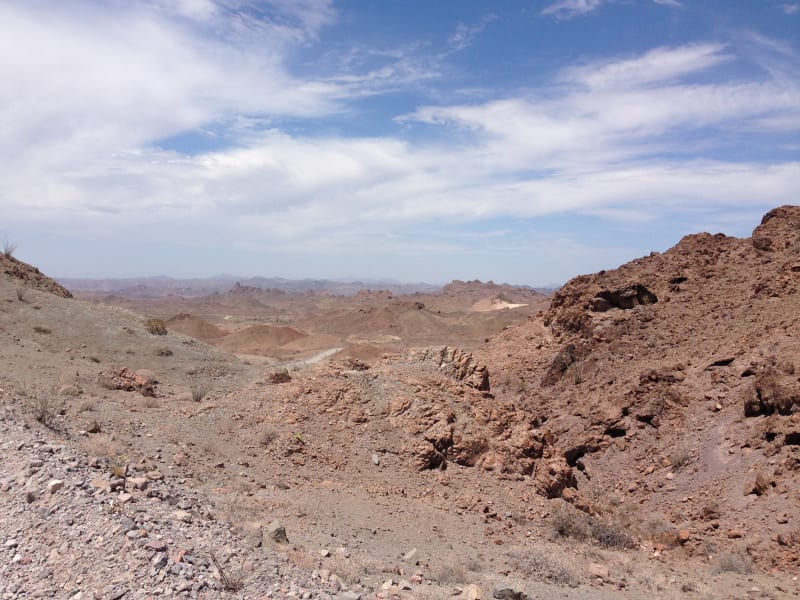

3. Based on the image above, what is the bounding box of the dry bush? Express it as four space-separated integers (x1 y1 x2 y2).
258 426 278 448
208 550 244 592
550 501 635 549
156 346 173 357
144 318 167 335
15 285 26 302
82 433 122 460
322 554 382 585
430 561 469 584
192 385 210 402
414 587 463 600
3 236 17 258
550 501 591 539
669 448 691 469
88 356 101 364
21 381 60 428
508 546 579 587
712 551 753 575
33 325 51 334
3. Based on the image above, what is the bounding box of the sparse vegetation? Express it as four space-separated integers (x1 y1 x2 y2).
208 551 244 592
508 546 579 586
156 346 173 356
144 318 167 335
15 285 26 302
567 360 587 384
669 448 691 469
712 551 753 575
191 385 210 402
21 381 61 429
430 561 469 584
550 501 635 549
2 235 17 258
258 426 278 448
32 325 51 334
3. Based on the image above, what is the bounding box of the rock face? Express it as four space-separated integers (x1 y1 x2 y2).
0 253 73 298
482 205 800 571
407 346 490 391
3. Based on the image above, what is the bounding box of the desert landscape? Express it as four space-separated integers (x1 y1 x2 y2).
1 206 799 599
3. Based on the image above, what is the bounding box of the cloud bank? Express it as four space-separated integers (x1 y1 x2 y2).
1 1 798 282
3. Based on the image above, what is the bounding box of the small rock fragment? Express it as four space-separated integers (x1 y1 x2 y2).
47 479 64 494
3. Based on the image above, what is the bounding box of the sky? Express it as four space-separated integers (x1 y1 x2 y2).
1 0 799 286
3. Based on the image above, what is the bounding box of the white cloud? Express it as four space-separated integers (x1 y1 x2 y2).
1 0 798 283
562 44 729 89
653 0 682 7
542 0 606 19
778 3 800 15
447 15 497 53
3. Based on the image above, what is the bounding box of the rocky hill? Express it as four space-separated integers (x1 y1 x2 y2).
1 253 72 298
481 205 800 572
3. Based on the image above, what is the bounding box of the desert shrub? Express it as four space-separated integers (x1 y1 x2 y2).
15 285 26 302
191 385 209 402
550 501 591 539
567 360 587 385
156 346 173 356
589 520 636 549
669 448 691 469
259 426 278 448
2 236 17 258
550 501 635 549
144 318 167 335
430 561 469 584
712 552 753 575
22 382 60 428
208 551 244 592
33 326 51 334
508 547 579 586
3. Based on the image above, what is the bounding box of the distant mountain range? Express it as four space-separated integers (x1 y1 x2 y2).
58 275 559 298
58 275 442 297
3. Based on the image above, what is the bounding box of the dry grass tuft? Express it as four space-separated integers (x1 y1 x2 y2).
20 381 61 429
550 501 635 549
192 385 210 402
258 426 278 448
430 561 469 584
508 546 579 587
208 550 244 592
712 551 753 575
144 318 167 335
3 236 17 258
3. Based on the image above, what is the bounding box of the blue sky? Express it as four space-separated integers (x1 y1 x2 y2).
1 0 798 285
